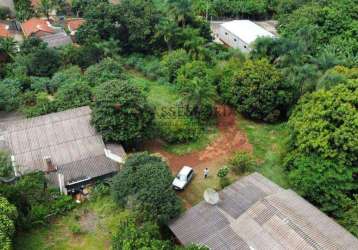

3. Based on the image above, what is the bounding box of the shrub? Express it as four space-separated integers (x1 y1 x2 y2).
217 166 229 178
0 196 17 250
22 92 56 117
54 81 92 111
219 177 231 189
84 57 125 86
29 77 51 93
157 114 201 144
175 60 212 89
91 182 110 201
49 65 83 93
69 224 81 234
229 151 255 175
0 172 76 230
112 216 172 250
0 151 13 178
0 80 21 111
160 49 191 83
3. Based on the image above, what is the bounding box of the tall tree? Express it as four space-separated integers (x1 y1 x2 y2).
0 38 17 61
91 80 154 144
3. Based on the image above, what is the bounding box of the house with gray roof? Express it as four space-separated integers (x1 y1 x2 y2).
2 106 125 194
169 173 358 250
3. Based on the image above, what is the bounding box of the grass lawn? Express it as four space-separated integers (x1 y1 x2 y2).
14 197 129 250
236 114 289 188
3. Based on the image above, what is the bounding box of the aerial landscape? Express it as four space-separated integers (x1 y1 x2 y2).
0 0 357 249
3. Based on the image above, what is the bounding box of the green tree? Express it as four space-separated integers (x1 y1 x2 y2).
220 59 293 122
25 48 61 77
20 37 47 55
14 0 34 21
0 196 17 250
286 81 358 218
0 80 21 111
155 17 179 51
179 77 217 121
160 49 190 83
55 81 92 111
84 57 125 86
49 65 83 93
167 0 193 27
0 38 17 61
60 44 104 69
176 60 212 87
37 0 55 20
111 152 181 224
91 80 154 144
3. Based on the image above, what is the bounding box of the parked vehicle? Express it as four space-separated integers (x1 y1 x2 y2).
172 166 194 190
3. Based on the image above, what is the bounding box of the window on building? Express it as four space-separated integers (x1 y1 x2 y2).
234 39 237 42
225 32 228 35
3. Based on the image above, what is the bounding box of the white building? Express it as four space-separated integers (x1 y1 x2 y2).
219 20 275 52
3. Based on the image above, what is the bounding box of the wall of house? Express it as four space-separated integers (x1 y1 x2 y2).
218 26 250 53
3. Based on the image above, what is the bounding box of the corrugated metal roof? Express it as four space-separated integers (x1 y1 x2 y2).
4 106 124 188
169 173 358 250
41 32 72 48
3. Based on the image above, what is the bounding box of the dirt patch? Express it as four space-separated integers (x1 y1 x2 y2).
143 105 252 174
79 212 99 233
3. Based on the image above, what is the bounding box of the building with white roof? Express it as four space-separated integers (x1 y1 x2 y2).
219 20 275 52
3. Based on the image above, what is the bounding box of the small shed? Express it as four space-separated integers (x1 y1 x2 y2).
219 20 275 52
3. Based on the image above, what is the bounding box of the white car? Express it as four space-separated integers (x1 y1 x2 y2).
172 166 194 190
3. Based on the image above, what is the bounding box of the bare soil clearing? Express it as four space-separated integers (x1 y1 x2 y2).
143 105 252 173
142 105 252 206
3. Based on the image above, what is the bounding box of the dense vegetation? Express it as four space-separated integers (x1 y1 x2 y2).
0 196 17 250
111 152 182 224
91 80 155 145
0 0 357 245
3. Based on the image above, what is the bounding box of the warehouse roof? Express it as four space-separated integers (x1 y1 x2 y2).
4 106 125 187
169 173 358 250
221 20 275 45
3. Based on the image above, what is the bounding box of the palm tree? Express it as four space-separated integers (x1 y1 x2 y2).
94 38 121 57
155 17 178 51
182 27 206 58
180 77 217 120
167 0 192 27
0 37 17 61
37 0 55 20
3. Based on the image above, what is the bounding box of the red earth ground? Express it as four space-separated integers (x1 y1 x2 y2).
142 105 253 175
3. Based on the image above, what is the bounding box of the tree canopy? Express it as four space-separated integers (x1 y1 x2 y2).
111 152 182 224
91 80 154 144
285 81 357 228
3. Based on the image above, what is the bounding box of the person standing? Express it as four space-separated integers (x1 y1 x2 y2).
204 168 209 178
